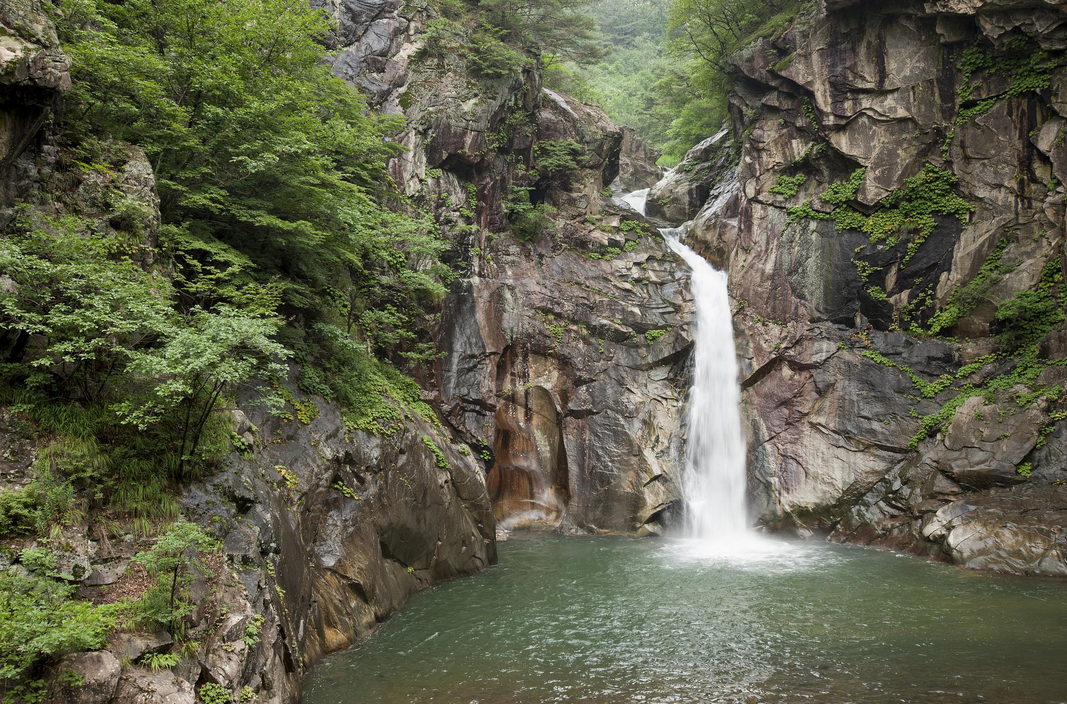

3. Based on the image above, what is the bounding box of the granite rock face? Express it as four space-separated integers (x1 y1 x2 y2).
322 6 690 534
171 391 495 703
614 126 663 191
679 0 1067 575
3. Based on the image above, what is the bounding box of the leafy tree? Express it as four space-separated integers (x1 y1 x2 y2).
0 210 174 403
668 0 794 69
115 307 288 478
479 0 606 64
55 0 444 361
131 522 218 634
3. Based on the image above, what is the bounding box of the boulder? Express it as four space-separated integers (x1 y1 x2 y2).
646 129 735 225
112 669 196 704
51 651 121 704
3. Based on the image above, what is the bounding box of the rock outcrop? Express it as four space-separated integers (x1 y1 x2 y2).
314 1 691 534
676 0 1067 575
0 0 69 208
614 126 663 191
172 390 495 703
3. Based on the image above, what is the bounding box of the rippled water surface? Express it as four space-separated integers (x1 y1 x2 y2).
303 534 1067 704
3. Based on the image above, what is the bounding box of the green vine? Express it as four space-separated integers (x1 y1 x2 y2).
769 173 806 199
421 436 449 472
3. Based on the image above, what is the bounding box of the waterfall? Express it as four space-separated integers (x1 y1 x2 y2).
620 188 649 216
663 230 750 545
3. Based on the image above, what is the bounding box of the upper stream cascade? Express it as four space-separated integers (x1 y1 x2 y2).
622 188 751 550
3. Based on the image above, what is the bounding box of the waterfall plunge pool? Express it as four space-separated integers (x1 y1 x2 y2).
302 533 1067 704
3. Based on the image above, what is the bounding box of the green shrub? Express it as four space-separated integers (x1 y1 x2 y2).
768 173 806 199
0 489 40 538
130 522 218 636
645 329 668 344
504 187 553 242
421 436 449 472
140 652 180 672
927 238 1008 335
790 164 973 266
18 547 56 577
199 682 233 704
301 323 438 436
0 571 122 694
995 260 1065 350
536 140 584 179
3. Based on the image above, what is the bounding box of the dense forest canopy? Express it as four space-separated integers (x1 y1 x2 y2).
549 0 802 163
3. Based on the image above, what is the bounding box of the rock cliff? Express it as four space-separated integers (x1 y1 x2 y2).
313 0 692 534
669 0 1067 575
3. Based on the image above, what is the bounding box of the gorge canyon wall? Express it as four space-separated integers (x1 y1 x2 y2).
660 0 1067 576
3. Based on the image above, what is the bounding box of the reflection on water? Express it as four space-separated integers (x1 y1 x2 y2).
303 534 1067 704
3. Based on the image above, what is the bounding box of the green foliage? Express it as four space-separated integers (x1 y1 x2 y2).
469 24 528 77
421 436 450 472
114 307 288 478
790 164 973 266
819 168 865 206
57 0 447 361
131 522 218 635
645 329 668 344
504 187 553 242
768 173 806 199
242 614 264 648
333 482 359 500
0 460 89 540
663 0 807 160
536 140 584 178
905 347 1058 449
865 286 889 302
956 43 1056 124
554 0 672 150
292 398 318 425
802 97 819 130
140 652 180 672
199 682 233 704
0 571 122 691
0 210 174 402
478 0 605 66
0 488 44 538
862 350 954 399
927 239 1008 336
18 547 57 578
299 323 438 436
1016 461 1033 478
994 259 1065 351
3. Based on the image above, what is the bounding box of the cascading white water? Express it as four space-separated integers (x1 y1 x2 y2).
620 188 649 215
663 230 750 545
